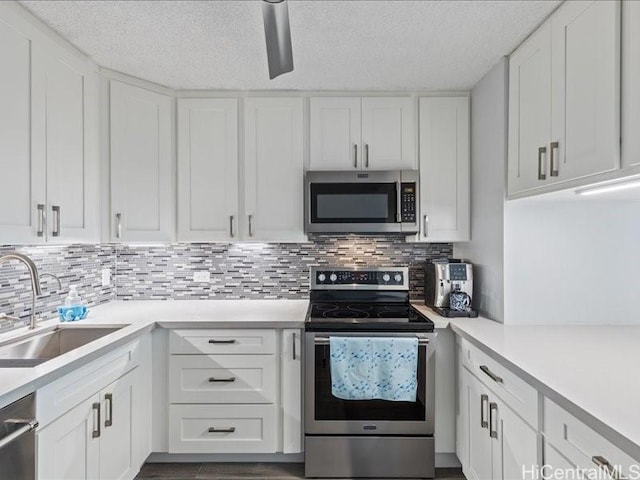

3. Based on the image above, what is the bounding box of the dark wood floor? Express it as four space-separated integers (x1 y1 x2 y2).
135 463 466 480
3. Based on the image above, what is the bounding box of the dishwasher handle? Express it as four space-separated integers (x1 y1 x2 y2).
0 419 38 451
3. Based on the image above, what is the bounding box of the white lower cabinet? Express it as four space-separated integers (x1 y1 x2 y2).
168 328 303 454
457 338 539 480
38 368 138 480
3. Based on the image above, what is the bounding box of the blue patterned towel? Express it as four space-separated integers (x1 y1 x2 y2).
329 336 418 402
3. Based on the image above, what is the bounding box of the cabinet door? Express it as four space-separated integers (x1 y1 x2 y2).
419 97 470 242
281 329 302 454
177 98 238 241
466 370 492 480
309 97 361 170
99 371 136 480
33 44 99 243
37 395 100 480
550 0 620 180
361 97 415 170
0 16 45 244
110 80 174 242
622 0 640 168
456 340 470 472
491 397 538 480
508 23 552 195
244 97 305 242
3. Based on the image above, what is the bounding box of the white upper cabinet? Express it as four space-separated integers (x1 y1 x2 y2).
309 96 415 171
0 4 98 244
508 0 621 197
550 0 620 180
309 97 361 170
508 23 552 195
244 97 305 242
0 14 44 244
622 0 640 168
110 80 174 242
362 97 416 170
177 98 238 241
33 44 100 243
419 96 470 242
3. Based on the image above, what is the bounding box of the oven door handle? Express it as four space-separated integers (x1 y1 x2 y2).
313 336 430 345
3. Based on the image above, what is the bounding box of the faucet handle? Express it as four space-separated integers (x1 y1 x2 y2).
39 273 63 291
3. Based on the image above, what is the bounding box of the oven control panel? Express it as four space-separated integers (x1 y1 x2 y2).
311 267 409 290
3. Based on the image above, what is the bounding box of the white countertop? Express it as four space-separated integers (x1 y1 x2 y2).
410 302 454 329
450 318 640 461
0 299 309 409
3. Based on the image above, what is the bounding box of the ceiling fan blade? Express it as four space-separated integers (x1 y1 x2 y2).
262 0 294 79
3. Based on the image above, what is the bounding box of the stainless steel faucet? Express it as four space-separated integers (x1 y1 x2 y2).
0 252 43 329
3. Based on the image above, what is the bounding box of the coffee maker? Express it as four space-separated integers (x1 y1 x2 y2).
424 259 478 317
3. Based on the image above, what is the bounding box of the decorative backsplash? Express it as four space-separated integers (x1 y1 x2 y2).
0 245 116 331
0 235 451 331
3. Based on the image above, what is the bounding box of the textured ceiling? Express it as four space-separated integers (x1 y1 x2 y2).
19 0 561 91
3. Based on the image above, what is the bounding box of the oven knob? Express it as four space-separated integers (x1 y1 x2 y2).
317 273 326 282
394 274 402 283
329 273 337 282
382 273 390 282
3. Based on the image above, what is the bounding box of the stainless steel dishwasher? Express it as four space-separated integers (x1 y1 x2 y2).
0 393 38 480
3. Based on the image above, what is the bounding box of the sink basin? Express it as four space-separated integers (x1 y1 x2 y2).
0 326 123 367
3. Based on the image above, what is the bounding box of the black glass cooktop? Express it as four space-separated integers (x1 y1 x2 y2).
306 302 434 332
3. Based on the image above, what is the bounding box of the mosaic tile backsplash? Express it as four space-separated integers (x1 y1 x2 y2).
0 235 451 331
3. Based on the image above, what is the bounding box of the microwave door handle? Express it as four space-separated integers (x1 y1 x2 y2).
396 181 402 222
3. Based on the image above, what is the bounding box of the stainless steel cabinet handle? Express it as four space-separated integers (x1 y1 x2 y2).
538 146 547 181
209 377 236 382
248 214 254 237
365 144 369 168
479 365 503 384
292 332 297 360
480 394 489 429
92 402 101 438
208 339 237 344
550 141 559 177
229 215 234 238
423 214 429 237
396 181 402 222
104 393 113 427
208 427 236 433
51 206 61 237
353 144 358 168
592 456 626 479
36 204 45 237
115 213 122 239
0 420 38 449
489 402 498 439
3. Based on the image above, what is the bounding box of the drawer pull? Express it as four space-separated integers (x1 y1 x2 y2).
208 427 236 433
208 339 237 344
92 402 101 438
480 365 503 384
480 394 489 429
104 393 113 427
592 456 626 479
489 402 498 439
208 377 236 383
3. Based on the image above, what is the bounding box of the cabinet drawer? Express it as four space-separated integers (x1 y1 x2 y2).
168 404 277 453
461 337 538 427
169 329 276 355
169 354 276 404
544 398 636 478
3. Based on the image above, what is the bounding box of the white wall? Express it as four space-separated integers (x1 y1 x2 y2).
504 196 640 325
454 58 508 322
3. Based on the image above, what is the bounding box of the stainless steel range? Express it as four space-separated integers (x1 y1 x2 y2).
304 266 436 479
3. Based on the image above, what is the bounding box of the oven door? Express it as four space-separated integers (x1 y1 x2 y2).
305 170 418 233
304 331 435 436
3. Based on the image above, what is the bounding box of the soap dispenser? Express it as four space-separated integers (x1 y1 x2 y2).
58 285 88 322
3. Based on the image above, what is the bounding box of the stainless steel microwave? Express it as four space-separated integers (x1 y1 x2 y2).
305 170 419 233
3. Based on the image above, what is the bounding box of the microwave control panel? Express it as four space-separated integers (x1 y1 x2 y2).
400 183 417 223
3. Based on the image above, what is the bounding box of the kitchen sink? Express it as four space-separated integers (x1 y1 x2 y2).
0 326 124 367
